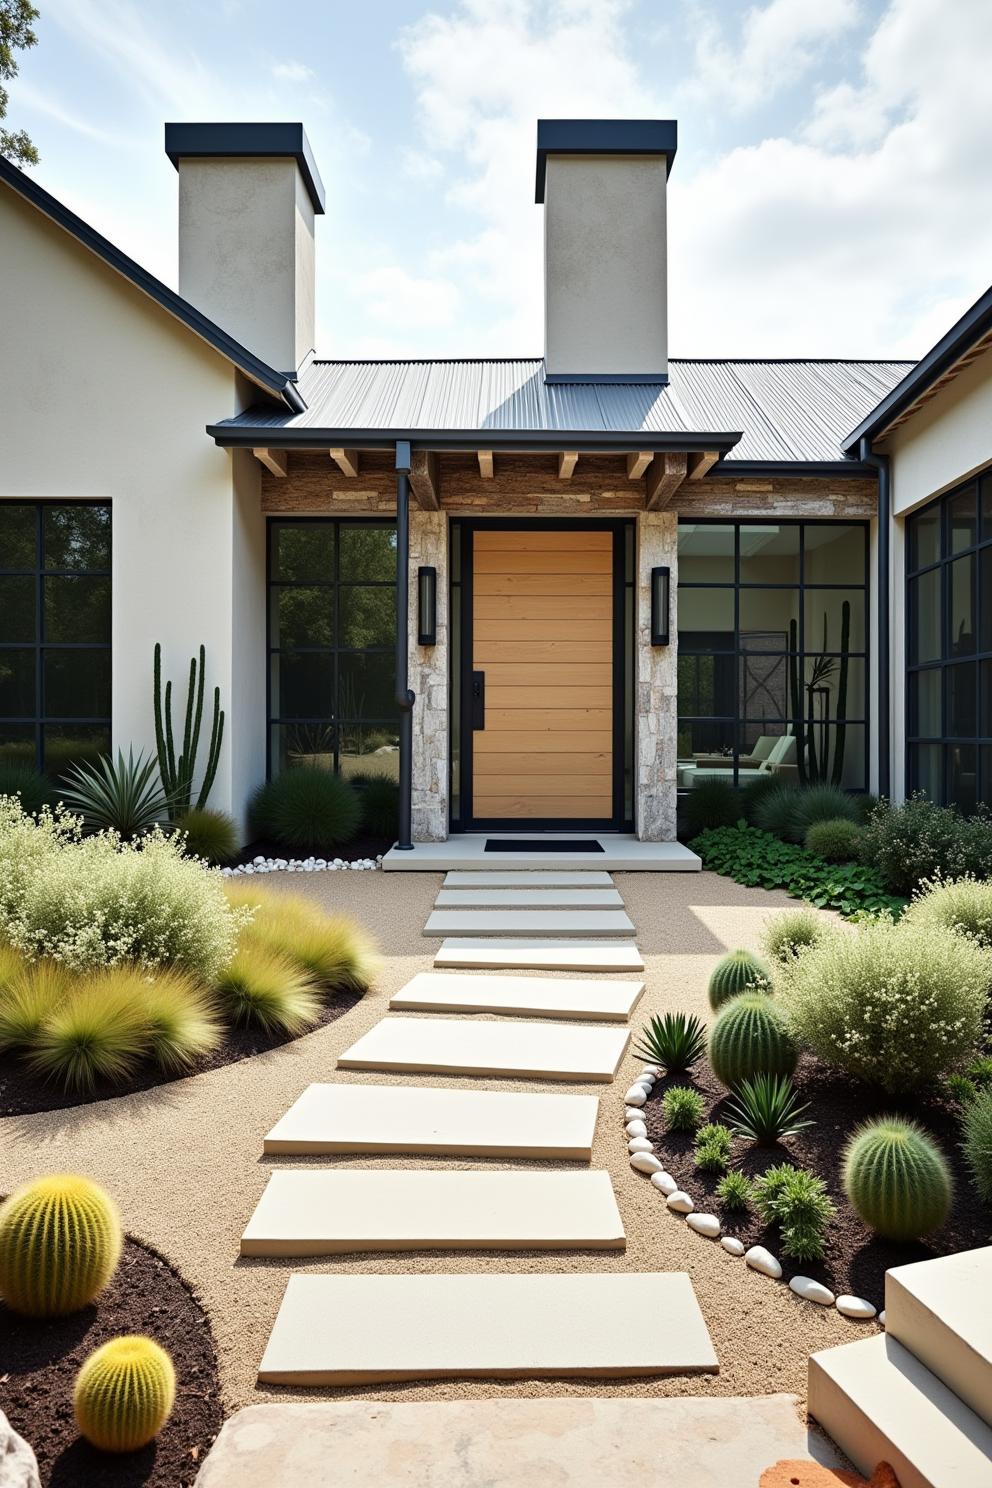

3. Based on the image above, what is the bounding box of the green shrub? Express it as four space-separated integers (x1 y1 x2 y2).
59 748 172 839
683 777 741 836
28 977 149 1091
74 1335 176 1452
708 992 797 1088
352 773 399 839
843 1118 952 1240
694 1123 733 1173
762 908 826 965
633 1011 706 1072
968 1056 992 1087
946 1073 977 1107
0 766 53 815
781 917 988 1093
249 767 361 849
707 949 770 1011
175 808 238 866
790 785 861 841
859 794 992 896
739 773 783 825
752 782 800 840
805 818 862 863
725 1072 813 1144
692 824 903 918
752 1162 835 1261
661 1084 706 1133
904 876 992 951
224 884 379 992
962 1089 992 1204
0 1174 122 1316
214 943 323 1035
715 1170 753 1211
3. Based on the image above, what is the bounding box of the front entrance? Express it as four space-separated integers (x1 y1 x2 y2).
455 521 630 831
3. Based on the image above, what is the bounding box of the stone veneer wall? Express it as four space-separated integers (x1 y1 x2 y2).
635 511 679 841
409 510 449 841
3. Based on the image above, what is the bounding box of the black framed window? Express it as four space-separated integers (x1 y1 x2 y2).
677 519 870 790
0 502 111 778
906 472 992 810
267 519 398 778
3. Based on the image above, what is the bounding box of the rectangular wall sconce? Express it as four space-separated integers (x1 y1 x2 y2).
417 565 437 646
650 565 670 646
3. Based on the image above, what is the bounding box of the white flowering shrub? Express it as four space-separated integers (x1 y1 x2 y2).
0 796 244 982
904 876 992 952
780 915 989 1093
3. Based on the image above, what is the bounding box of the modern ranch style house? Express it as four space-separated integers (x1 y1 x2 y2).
3 119 992 860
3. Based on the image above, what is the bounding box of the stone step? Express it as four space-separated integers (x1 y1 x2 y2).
390 970 643 1022
241 1169 625 1256
337 1017 630 1082
258 1272 718 1385
434 939 645 972
263 1082 600 1160
885 1246 992 1429
808 1334 992 1488
444 871 615 887
424 909 636 939
435 887 624 909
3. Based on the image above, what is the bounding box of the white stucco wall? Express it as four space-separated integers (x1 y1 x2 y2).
0 185 267 835
884 342 992 517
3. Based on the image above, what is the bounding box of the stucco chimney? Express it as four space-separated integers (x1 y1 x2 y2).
164 122 324 374
536 120 677 383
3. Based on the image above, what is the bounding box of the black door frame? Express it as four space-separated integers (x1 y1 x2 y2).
454 517 632 833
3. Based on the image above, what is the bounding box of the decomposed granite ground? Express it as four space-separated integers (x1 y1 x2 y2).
0 868 866 1416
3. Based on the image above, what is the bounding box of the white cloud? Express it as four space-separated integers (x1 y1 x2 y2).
272 61 315 83
402 148 443 181
686 0 861 114
15 80 129 148
355 266 460 329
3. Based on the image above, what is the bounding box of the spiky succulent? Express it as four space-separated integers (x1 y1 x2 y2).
633 1011 706 1073
725 1073 814 1145
707 950 770 1011
843 1118 952 1241
716 1170 753 1212
708 992 797 1088
0 1173 122 1316
74 1335 176 1452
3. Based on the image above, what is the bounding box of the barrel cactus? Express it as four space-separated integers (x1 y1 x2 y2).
708 992 797 1088
843 1118 952 1241
74 1335 176 1452
0 1173 122 1316
707 949 770 1011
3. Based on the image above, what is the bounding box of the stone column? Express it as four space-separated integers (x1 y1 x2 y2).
409 510 449 841
635 510 678 840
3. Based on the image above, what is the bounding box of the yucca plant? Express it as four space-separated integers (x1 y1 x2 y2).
27 977 150 1091
59 748 174 838
661 1084 706 1134
633 1011 706 1074
752 1162 835 1261
0 958 70 1049
725 1073 814 1145
75 1335 176 1452
214 943 323 1035
716 1169 753 1212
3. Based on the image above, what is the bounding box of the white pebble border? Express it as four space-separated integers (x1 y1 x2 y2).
619 1070 882 1325
222 854 383 876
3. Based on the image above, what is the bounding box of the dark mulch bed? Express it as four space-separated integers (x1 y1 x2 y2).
231 833 392 868
1 1236 223 1488
0 988 363 1119
641 1054 992 1306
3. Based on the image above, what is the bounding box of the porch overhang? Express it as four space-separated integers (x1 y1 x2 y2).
208 424 743 456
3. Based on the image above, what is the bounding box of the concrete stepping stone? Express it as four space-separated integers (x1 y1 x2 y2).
443 871 615 887
424 909 635 938
435 887 624 909
389 971 644 1022
263 1083 600 1160
337 1017 630 1082
434 939 645 972
258 1272 719 1385
241 1169 625 1256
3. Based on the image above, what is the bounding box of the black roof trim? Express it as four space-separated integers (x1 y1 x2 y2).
843 282 992 452
708 460 876 478
164 122 325 214
536 119 677 202
206 421 742 455
0 154 306 411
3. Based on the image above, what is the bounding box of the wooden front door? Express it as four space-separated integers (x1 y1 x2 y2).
465 525 618 827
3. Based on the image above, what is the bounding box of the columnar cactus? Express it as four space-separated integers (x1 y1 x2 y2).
74 1335 176 1452
0 1174 122 1316
843 1118 952 1240
707 949 770 1011
708 992 797 1088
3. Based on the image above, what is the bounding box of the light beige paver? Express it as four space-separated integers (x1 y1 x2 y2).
885 1246 992 1430
389 970 643 1022
258 1272 718 1384
434 938 645 971
435 887 624 908
241 1169 625 1256
263 1082 600 1160
443 871 614 887
336 1016 630 1081
424 909 635 938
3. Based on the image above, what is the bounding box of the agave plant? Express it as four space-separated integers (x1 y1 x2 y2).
725 1072 814 1145
633 1011 707 1074
59 749 174 839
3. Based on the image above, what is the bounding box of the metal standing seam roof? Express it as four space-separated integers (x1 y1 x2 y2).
208 357 912 463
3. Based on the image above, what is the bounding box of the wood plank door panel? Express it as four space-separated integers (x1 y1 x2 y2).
469 528 615 825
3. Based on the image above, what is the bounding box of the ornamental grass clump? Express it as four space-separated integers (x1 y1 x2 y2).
707 949 770 1011
0 1173 122 1316
661 1084 706 1134
716 1170 753 1211
249 767 361 849
842 1118 952 1240
133 968 222 1072
0 958 69 1049
780 917 988 1093
752 1162 835 1262
224 883 378 992
962 1089 992 1204
214 944 323 1036
683 777 742 836
633 1011 706 1073
762 908 825 965
27 977 150 1092
904 876 992 952
174 807 238 866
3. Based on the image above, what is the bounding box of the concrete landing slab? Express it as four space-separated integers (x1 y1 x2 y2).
258 1272 718 1385
885 1246 992 1430
424 909 635 938
435 887 624 908
263 1083 599 1160
383 835 702 873
435 939 645 972
336 1017 630 1082
444 871 615 887
241 1169 625 1256
390 970 643 1022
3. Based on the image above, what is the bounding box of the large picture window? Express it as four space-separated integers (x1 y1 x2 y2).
0 502 111 777
268 519 398 780
677 520 869 790
906 473 992 810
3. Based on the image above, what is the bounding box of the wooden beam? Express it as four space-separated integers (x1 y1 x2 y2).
252 447 288 478
625 451 652 480
478 450 494 479
687 450 720 481
644 452 688 511
557 451 579 479
329 448 360 479
409 450 440 511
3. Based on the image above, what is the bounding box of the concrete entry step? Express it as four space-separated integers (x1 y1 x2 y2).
435 887 624 908
444 870 615 887
337 1016 630 1082
424 909 635 938
258 1272 718 1385
241 1169 625 1256
390 970 644 1022
435 938 645 972
884 1246 992 1429
263 1083 600 1160
383 836 702 872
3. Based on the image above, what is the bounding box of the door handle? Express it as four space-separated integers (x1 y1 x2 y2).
471 670 485 730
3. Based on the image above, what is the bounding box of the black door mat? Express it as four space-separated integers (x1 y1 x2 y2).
484 839 605 853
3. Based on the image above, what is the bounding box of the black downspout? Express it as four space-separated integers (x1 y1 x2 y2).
394 440 415 849
860 437 891 800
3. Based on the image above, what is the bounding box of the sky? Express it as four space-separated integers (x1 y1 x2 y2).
7 0 992 363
